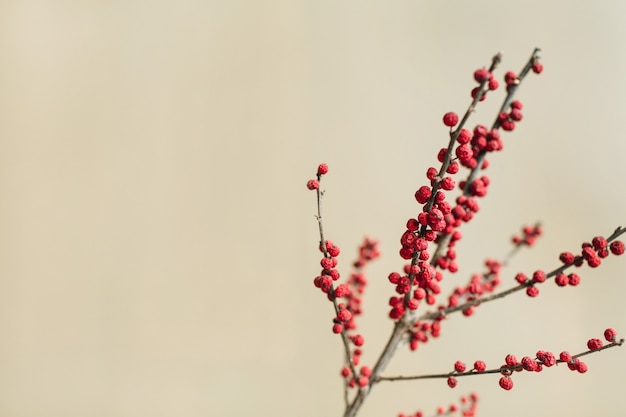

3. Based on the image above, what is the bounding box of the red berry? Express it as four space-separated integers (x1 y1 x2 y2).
415 186 432 204
447 376 458 388
473 68 490 82
317 163 329 175
488 78 499 90
541 351 556 367
306 179 319 190
568 273 581 286
592 236 607 250
443 112 459 127
515 273 527 284
501 120 515 131
526 286 539 297
441 176 456 191
521 356 538 371
559 351 572 362
454 361 467 372
446 161 459 174
457 129 472 144
576 360 588 373
532 62 544 74
532 270 546 283
604 328 618 342
504 71 517 85
559 252 575 265
587 338 603 351
499 376 513 390
332 323 343 334
610 240 625 255
473 360 486 372
555 273 568 287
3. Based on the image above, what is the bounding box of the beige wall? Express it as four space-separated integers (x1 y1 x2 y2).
1 1 625 416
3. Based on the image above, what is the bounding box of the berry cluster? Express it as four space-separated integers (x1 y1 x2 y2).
398 393 478 417
306 49 625 417
492 328 622 391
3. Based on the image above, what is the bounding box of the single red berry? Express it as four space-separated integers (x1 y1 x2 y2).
515 273 527 284
462 306 475 316
457 129 472 145
576 360 588 373
473 360 486 372
488 78 499 90
332 323 343 334
504 71 517 85
559 351 572 362
426 167 438 180
306 179 319 190
317 163 329 175
341 366 351 377
357 376 369 387
334 284 350 298
501 120 515 131
526 286 539 297
446 161 459 174
592 236 607 250
604 328 617 342
473 68 490 82
447 376 458 388
559 251 575 265
443 112 459 127
351 334 364 346
555 273 568 287
360 366 372 376
532 270 546 283
498 376 513 390
454 361 467 373
587 338 603 351
415 185 432 204
532 62 544 74
505 354 518 367
441 176 456 191
511 100 523 110
610 240 625 255
587 256 601 268
520 357 536 371
568 273 581 286
337 309 352 323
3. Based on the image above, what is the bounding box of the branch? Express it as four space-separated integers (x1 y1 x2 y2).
376 338 624 382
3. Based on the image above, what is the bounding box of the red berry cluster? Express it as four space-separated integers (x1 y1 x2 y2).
306 50 626 417
471 67 499 102
493 328 621 391
307 163 383 387
559 236 625 269
511 223 542 246
398 393 478 417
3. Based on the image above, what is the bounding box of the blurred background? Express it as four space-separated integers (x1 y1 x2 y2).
1 1 625 417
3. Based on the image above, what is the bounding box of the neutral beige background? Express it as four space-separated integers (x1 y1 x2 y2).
1 1 625 417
